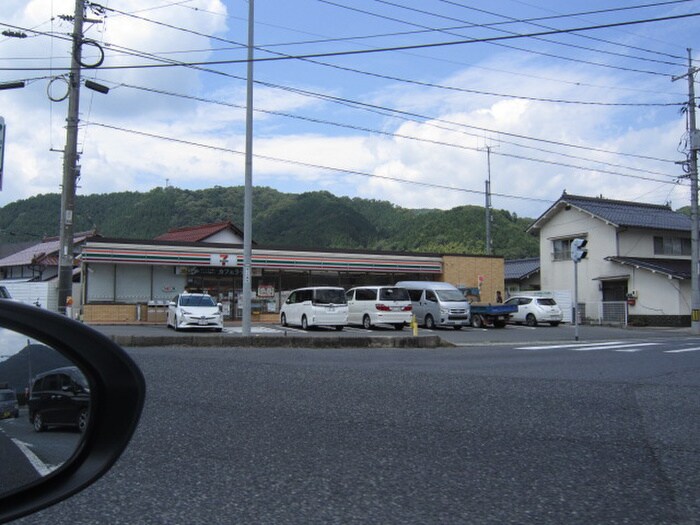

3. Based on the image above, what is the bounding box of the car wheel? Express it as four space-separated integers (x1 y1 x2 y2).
301 315 309 330
362 315 372 330
281 313 288 327
526 313 538 327
78 409 88 433
33 412 45 432
471 315 483 328
550 321 560 327
424 314 435 329
173 316 180 331
393 323 404 331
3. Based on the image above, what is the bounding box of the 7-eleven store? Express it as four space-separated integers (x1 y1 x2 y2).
79 237 504 324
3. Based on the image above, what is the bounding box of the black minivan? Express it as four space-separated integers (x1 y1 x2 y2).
28 366 90 432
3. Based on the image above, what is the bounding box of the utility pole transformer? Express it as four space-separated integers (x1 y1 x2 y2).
57 0 85 315
672 49 699 335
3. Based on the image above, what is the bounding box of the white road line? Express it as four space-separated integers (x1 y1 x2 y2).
571 342 660 352
11 438 59 476
518 341 660 352
665 346 700 354
519 341 625 350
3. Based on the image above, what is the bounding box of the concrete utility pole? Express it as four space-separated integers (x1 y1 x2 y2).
484 145 493 255
241 0 254 336
672 49 699 335
57 0 85 316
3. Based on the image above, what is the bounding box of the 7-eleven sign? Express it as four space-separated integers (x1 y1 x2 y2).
210 254 237 267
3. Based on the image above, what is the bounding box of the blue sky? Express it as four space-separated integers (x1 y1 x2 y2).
0 0 698 220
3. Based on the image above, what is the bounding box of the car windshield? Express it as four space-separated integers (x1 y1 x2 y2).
0 392 15 401
180 295 216 307
537 298 557 306
435 289 466 302
314 289 346 305
379 287 410 301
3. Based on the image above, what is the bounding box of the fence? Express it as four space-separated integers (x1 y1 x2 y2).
578 301 628 326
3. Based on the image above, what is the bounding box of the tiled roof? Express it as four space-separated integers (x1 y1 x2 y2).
505 257 540 281
154 221 241 242
528 193 691 233
605 256 691 280
0 232 94 268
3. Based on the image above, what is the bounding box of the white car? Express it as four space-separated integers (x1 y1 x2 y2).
280 287 347 330
503 295 563 327
346 286 412 330
167 293 223 332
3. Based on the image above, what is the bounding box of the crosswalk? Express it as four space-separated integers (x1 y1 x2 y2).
516 341 700 354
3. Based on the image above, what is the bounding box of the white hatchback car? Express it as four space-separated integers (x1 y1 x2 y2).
167 293 223 332
503 295 563 327
346 286 412 330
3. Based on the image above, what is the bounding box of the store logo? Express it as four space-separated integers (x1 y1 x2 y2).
210 253 237 267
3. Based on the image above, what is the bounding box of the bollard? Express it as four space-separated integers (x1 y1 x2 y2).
411 314 418 336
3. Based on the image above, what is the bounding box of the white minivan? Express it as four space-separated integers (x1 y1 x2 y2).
280 287 348 331
346 286 412 330
395 281 471 329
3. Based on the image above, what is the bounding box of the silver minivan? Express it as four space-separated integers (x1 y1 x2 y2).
280 287 348 330
395 281 471 329
346 286 412 330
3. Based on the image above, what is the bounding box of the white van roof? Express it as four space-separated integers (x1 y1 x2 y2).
395 281 458 290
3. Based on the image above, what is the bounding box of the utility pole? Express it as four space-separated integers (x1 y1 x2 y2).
241 0 254 336
484 145 493 255
57 0 85 316
672 49 699 335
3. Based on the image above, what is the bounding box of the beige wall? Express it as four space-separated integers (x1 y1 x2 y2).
442 255 505 303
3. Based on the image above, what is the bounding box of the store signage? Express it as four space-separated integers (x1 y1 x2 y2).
210 253 237 267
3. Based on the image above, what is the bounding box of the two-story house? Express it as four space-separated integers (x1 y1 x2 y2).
527 193 692 326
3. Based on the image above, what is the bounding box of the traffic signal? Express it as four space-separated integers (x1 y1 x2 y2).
571 238 588 262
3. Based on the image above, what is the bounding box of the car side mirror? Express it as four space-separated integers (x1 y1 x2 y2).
0 300 145 523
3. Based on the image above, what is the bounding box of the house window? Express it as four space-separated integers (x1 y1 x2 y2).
653 236 690 256
552 238 573 261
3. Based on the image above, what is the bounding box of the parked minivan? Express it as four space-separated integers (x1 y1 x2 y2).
346 286 412 330
280 287 348 330
395 281 471 329
28 366 90 432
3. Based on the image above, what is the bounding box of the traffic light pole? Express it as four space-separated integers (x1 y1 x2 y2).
573 260 580 341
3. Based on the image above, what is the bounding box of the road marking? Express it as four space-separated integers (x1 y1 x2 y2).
519 341 626 350
665 346 700 354
518 341 661 352
10 438 59 476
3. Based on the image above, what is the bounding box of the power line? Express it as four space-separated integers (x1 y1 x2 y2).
88 120 555 204
117 81 679 179
89 120 683 197
3 10 698 71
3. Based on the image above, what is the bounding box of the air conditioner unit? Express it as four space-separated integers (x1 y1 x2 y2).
627 290 638 299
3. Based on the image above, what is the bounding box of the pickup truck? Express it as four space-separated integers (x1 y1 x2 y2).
469 302 518 328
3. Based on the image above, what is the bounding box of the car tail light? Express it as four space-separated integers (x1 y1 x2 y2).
402 305 412 311
375 304 391 311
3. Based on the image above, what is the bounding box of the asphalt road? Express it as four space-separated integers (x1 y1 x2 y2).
11 336 700 525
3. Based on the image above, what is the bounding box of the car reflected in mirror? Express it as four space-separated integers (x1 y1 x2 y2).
0 300 145 524
0 334 92 498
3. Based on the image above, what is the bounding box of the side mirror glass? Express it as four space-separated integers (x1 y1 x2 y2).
0 300 145 523
0 333 89 496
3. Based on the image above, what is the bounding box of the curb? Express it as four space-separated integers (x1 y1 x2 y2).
108 334 448 348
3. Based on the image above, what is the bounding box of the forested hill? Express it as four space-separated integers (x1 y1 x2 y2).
0 186 540 259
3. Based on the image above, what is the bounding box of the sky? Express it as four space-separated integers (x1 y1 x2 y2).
0 0 698 223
